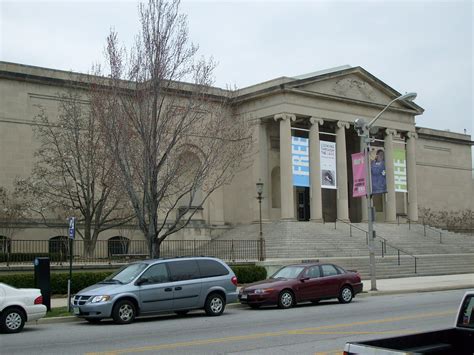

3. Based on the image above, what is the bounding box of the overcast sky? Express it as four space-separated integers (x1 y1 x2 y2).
1 0 473 137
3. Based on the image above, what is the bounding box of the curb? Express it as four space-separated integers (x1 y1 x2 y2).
358 285 473 297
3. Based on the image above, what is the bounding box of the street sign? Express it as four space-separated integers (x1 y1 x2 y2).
68 217 76 240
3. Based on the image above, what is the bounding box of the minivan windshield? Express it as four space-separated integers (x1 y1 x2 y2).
102 263 148 284
271 266 305 279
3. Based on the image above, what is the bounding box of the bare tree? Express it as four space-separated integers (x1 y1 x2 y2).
0 187 26 252
94 0 252 257
17 88 133 257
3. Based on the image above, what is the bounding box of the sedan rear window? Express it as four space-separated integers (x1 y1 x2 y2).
271 266 305 279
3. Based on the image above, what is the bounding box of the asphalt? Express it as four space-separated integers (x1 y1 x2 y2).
42 273 474 324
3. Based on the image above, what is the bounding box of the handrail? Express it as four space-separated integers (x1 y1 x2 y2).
335 219 418 273
398 215 444 244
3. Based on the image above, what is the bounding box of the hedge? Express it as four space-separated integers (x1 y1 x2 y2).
231 265 266 284
0 265 267 294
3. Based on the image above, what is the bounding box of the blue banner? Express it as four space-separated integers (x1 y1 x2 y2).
292 137 310 187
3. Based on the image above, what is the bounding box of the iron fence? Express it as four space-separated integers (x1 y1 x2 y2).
0 239 265 266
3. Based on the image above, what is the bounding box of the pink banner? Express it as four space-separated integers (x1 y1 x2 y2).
352 152 366 198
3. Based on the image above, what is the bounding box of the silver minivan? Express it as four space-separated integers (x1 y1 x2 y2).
72 257 238 324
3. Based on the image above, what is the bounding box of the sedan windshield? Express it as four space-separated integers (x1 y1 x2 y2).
102 263 148 284
271 266 305 279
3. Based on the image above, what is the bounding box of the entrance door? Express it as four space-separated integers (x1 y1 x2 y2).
296 187 310 221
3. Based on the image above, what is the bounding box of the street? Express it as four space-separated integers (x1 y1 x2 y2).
1 289 467 354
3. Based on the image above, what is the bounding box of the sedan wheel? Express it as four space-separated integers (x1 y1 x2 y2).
338 286 353 304
1 308 25 333
112 300 136 324
278 290 294 309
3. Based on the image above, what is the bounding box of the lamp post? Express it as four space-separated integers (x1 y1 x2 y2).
256 181 265 261
355 92 417 291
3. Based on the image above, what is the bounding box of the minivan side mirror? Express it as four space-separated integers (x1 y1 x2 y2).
136 277 149 286
299 277 310 282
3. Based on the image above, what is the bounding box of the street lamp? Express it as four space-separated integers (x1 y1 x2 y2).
256 181 265 261
355 92 417 291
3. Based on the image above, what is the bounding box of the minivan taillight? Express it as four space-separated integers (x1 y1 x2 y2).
34 295 43 305
231 276 238 286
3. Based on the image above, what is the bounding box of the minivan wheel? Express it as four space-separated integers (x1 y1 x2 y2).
338 286 353 304
1 307 25 333
278 290 294 309
112 300 136 324
204 293 225 316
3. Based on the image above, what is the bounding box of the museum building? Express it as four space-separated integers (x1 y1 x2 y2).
0 61 473 244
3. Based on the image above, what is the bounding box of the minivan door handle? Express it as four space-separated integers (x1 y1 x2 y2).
174 287 182 291
164 288 172 292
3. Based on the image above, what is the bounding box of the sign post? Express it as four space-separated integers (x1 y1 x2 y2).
67 217 76 312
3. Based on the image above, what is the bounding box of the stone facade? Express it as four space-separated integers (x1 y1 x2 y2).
0 61 473 244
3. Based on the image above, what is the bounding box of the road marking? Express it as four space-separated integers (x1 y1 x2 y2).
85 309 454 355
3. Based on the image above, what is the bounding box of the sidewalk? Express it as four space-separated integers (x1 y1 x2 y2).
51 273 474 309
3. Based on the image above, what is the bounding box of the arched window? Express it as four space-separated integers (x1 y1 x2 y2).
49 236 69 259
108 236 130 256
0 236 11 254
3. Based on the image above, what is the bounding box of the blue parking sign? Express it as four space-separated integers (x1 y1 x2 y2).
68 217 76 240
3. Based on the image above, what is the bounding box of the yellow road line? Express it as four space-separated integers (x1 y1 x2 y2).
85 309 454 355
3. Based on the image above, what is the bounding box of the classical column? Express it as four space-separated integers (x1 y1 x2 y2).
309 117 324 222
336 121 350 222
360 136 368 222
258 120 270 220
384 129 397 222
406 132 418 221
274 113 296 220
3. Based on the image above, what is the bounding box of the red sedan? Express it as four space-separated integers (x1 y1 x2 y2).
238 263 363 309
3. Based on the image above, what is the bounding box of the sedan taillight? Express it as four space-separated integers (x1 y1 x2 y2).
231 276 238 286
34 295 43 305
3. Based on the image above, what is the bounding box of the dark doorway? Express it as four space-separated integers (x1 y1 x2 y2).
296 187 310 221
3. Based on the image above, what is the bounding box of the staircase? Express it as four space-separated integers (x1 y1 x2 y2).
215 220 474 279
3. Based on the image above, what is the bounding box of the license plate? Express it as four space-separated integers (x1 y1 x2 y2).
240 294 247 300
73 306 80 315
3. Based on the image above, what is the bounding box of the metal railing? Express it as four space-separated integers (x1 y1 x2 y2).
0 239 265 266
335 219 418 273
398 215 444 243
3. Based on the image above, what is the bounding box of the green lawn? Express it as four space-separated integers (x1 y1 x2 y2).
45 307 72 318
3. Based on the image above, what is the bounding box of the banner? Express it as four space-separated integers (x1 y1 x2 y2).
370 147 387 194
320 141 337 189
394 147 407 192
292 137 309 187
351 152 366 197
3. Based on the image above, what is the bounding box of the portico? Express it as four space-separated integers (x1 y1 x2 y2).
238 66 424 224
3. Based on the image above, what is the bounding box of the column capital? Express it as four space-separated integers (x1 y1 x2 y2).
337 121 350 129
309 117 324 126
274 113 296 122
385 128 397 137
407 131 418 139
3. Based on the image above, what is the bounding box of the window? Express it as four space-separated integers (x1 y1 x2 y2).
108 236 130 256
49 236 68 255
305 266 321 279
458 295 474 329
0 236 11 253
197 259 229 278
271 266 305 279
140 263 170 284
321 264 338 277
335 266 346 274
168 260 200 281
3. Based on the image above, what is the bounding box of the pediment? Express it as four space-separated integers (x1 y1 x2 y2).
292 72 405 109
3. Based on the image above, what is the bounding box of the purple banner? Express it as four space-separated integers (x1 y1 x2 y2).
352 152 366 197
